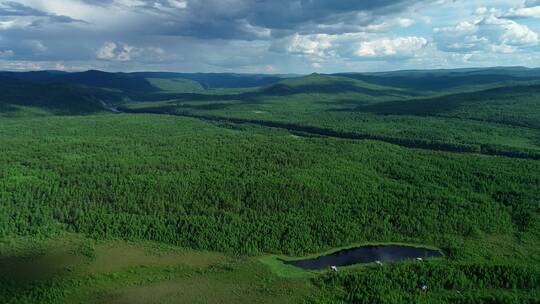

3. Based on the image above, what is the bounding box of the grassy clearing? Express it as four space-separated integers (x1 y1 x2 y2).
259 256 318 279
87 241 225 274
0 235 314 303
99 259 312 304
146 78 204 93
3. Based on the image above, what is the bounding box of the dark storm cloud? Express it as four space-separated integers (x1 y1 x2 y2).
248 0 415 29
129 0 429 39
1 0 427 41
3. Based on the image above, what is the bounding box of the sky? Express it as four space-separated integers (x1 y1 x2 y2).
0 0 539 73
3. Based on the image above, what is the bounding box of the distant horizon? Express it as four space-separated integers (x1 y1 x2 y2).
2 65 539 76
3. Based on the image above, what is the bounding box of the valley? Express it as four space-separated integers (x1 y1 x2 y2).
1 68 539 303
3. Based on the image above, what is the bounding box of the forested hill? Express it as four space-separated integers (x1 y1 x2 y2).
356 82 540 129
0 71 291 115
4 67 539 158
0 75 118 115
117 70 540 161
0 70 154 92
3 66 540 97
128 72 287 89
0 68 540 114
0 70 288 92
334 66 540 92
3 67 540 156
2 67 540 303
257 74 413 97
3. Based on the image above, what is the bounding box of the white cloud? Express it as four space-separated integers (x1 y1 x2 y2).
286 34 334 58
434 16 538 54
479 16 538 45
364 18 415 32
475 7 501 16
96 42 119 60
356 36 428 58
503 6 540 18
0 20 15 30
55 63 67 71
0 60 42 70
273 32 429 64
167 0 188 9
96 42 165 62
15 0 96 22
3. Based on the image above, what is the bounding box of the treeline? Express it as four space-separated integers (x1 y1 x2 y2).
480 144 540 160
121 107 540 160
312 262 540 304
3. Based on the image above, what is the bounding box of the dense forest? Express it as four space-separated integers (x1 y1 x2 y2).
313 262 540 303
1 68 540 303
2 114 539 255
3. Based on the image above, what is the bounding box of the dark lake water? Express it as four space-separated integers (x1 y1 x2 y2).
282 245 441 270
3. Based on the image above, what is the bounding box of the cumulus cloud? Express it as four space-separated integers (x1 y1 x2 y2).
167 0 187 9
479 16 539 45
272 32 428 64
503 6 540 19
434 15 538 53
96 41 164 61
285 34 334 58
355 36 428 58
96 42 123 61
476 0 540 20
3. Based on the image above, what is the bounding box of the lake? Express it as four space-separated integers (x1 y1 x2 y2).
282 245 441 270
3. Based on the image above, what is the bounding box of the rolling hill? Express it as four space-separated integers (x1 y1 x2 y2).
335 66 540 92
128 72 287 89
119 72 540 160
0 75 121 115
357 82 540 129
1 67 540 303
